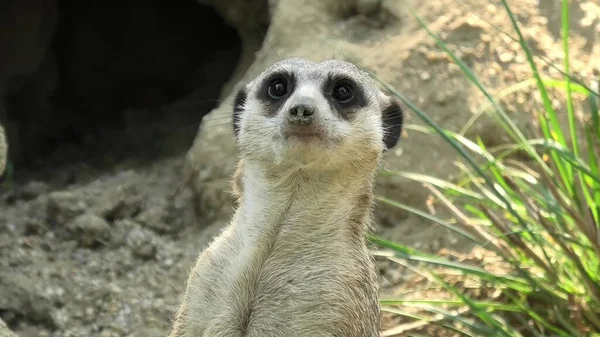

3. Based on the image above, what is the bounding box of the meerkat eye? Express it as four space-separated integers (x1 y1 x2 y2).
268 78 288 99
332 83 354 103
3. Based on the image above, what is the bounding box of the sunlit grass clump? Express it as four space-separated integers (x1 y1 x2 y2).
369 0 600 336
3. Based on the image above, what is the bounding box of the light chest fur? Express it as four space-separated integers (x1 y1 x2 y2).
169 162 381 337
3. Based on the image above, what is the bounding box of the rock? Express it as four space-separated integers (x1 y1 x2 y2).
109 218 149 250
135 206 166 232
19 181 51 200
135 199 173 233
498 50 515 63
0 273 56 328
445 17 485 48
19 198 49 236
126 226 158 260
46 190 88 225
93 187 143 222
66 213 111 248
109 219 136 248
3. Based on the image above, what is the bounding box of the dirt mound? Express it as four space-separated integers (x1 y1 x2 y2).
0 0 599 335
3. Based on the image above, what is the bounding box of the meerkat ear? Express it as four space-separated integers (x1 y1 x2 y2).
232 85 248 139
381 95 403 150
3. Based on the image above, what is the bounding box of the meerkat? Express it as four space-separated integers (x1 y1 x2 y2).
169 57 403 337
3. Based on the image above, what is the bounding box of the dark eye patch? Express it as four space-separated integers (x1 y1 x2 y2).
256 71 296 116
323 75 367 120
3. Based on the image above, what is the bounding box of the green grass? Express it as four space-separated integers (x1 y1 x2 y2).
368 1 600 336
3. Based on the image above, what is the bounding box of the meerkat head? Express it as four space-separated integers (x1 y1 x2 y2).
232 57 403 171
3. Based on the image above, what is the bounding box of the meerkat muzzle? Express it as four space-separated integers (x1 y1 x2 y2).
283 107 324 140
288 103 315 126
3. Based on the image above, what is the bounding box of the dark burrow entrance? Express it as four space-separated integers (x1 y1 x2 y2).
2 0 254 179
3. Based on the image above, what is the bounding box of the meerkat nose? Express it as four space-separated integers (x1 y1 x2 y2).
290 103 315 117
288 103 315 125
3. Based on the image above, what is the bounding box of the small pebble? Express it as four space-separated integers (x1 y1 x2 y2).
498 51 514 63
136 202 172 233
20 181 51 200
433 91 448 104
47 191 88 225
67 213 111 248
126 227 158 260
